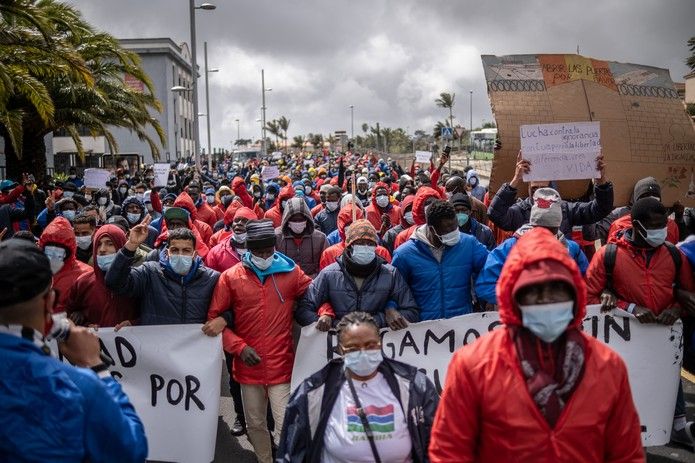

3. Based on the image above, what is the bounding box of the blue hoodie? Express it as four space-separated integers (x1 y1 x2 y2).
242 251 295 284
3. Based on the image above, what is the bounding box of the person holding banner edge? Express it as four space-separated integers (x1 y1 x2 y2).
430 227 643 462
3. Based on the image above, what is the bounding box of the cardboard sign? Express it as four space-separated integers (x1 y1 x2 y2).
482 54 695 205
291 306 681 447
153 163 170 187
415 150 432 163
261 165 280 181
520 122 601 181
83 168 111 189
83 325 221 463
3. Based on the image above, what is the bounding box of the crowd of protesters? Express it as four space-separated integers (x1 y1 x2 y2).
2 145 695 462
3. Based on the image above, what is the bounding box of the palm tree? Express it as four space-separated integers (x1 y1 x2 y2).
369 124 381 151
381 127 393 154
433 120 453 140
311 133 323 150
435 92 455 129
234 138 251 147
361 122 369 134
277 116 290 149
265 120 280 148
291 135 305 149
0 0 164 183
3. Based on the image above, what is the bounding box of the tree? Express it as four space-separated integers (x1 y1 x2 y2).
482 121 496 129
687 36 695 71
265 120 280 148
0 0 165 183
291 135 305 149
435 92 455 129
433 120 452 140
234 138 251 147
310 133 323 150
361 122 368 134
277 116 290 149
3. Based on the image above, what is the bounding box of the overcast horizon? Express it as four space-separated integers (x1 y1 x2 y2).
69 0 694 151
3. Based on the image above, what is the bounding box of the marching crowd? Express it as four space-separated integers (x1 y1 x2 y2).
2 146 695 462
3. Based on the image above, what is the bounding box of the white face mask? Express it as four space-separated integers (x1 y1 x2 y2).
635 220 668 247
376 195 389 208
75 235 92 250
234 232 247 242
351 244 376 265
250 253 274 270
288 221 307 234
206 195 215 204
96 253 116 272
44 245 66 275
135 193 144 202
325 201 339 212
98 197 108 206
435 228 460 247
126 212 141 225
519 301 574 343
404 211 414 225
63 191 74 199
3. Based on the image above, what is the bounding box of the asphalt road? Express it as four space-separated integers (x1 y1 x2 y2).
212 365 695 463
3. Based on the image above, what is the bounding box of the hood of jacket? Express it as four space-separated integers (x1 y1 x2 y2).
399 195 416 228
39 217 77 264
371 181 393 210
223 198 245 225
242 250 296 283
174 191 197 220
337 204 365 242
281 197 315 234
92 224 126 281
277 185 296 208
412 186 442 225
497 227 586 328
120 196 145 222
231 177 248 195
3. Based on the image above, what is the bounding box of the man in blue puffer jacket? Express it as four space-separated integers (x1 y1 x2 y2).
475 187 589 306
392 200 489 320
0 239 147 462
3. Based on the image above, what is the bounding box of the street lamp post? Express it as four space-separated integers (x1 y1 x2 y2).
261 69 272 155
203 41 218 171
189 1 216 170
234 118 240 145
469 90 473 166
349 105 354 139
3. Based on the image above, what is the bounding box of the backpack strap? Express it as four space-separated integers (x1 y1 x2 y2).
663 242 683 290
603 243 618 295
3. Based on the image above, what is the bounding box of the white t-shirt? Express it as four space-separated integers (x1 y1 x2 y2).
322 372 413 463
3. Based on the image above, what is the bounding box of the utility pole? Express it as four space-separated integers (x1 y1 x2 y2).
349 105 354 139
261 69 267 155
469 90 473 166
204 41 212 171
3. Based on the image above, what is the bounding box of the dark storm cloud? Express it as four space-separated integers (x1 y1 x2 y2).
69 0 694 150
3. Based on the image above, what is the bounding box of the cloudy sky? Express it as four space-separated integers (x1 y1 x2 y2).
70 0 694 151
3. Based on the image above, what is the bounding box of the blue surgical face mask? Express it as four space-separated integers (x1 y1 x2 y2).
457 212 470 227
343 349 383 376
62 210 76 221
518 301 574 343
635 220 667 248
350 244 376 265
126 212 141 225
168 254 193 275
96 253 117 272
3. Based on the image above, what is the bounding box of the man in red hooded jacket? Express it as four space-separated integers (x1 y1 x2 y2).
365 181 401 236
174 191 213 245
38 217 92 311
429 227 643 462
186 181 218 228
393 186 442 250
264 185 295 228
64 224 137 328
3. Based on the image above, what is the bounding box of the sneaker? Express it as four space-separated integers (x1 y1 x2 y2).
230 417 246 436
671 422 695 448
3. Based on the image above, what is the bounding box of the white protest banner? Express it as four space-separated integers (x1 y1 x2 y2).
520 121 601 182
291 306 681 446
83 168 111 189
261 165 280 181
415 150 432 163
153 163 171 187
96 325 222 463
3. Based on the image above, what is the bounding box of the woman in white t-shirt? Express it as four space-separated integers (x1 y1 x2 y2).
278 311 439 462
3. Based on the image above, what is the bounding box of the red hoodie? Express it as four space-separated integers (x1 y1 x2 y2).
365 181 401 234
39 217 93 311
264 185 296 228
393 187 442 250
154 205 210 258
174 192 213 245
209 199 244 248
430 228 643 462
232 177 254 208
65 225 137 327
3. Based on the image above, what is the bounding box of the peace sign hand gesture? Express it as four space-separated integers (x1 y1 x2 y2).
125 215 152 251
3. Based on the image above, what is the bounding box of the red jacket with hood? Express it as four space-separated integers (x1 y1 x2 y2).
393 186 442 250
64 225 137 327
319 204 391 269
232 177 254 208
207 257 312 384
264 185 295 228
39 217 93 311
209 199 244 247
174 192 213 245
365 181 401 234
586 229 694 314
196 201 218 228
154 208 210 258
429 228 643 462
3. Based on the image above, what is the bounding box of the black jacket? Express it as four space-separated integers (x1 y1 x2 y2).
278 358 438 463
